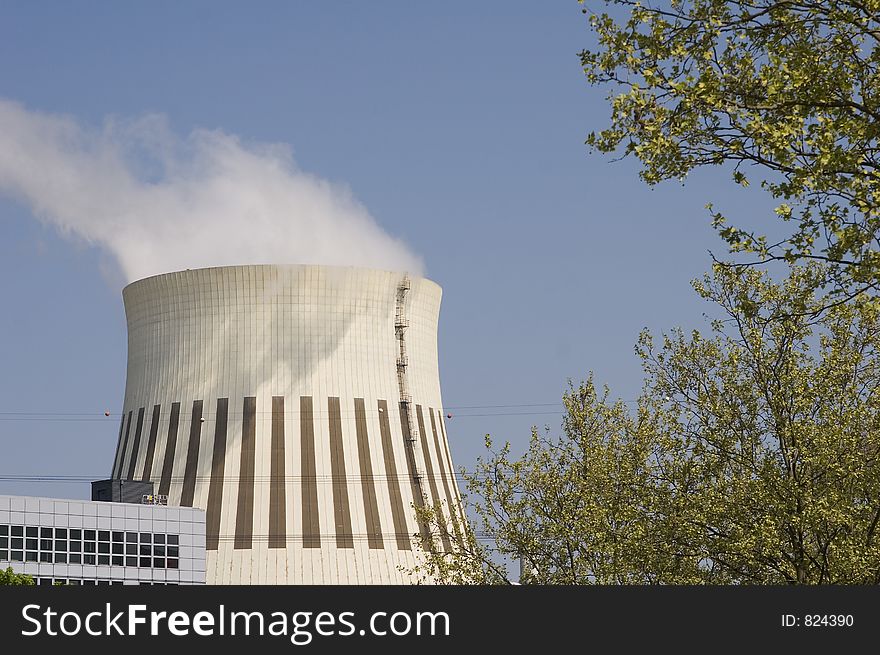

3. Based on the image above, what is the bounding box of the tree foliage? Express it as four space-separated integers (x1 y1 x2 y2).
415 265 880 583
0 566 35 585
579 0 880 294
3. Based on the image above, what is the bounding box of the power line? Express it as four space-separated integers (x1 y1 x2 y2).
0 472 484 483
0 410 568 422
0 400 567 415
442 411 563 417
0 412 106 416
0 397 645 421
443 403 561 409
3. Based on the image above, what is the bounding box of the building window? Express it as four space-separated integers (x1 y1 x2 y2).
0 550 189 586
0 525 183 571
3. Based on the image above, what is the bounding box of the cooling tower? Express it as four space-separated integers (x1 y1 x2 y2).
109 265 461 584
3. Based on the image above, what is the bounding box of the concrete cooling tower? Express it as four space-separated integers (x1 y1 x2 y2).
108 265 461 584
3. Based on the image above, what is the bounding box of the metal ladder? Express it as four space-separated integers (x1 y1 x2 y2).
394 276 426 492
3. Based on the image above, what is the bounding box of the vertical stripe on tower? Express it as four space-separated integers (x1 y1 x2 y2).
234 396 257 549
180 400 203 507
114 411 133 479
328 397 354 549
110 413 126 479
124 407 145 481
140 405 161 482
417 405 451 550
206 398 228 551
437 412 458 495
430 408 461 542
354 398 383 549
378 400 410 550
158 403 180 497
399 403 430 543
269 396 286 549
300 396 320 548
438 411 465 533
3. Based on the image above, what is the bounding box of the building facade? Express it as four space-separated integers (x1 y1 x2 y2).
0 494 206 585
110 265 461 584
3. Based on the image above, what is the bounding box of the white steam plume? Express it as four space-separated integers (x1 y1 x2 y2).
0 99 423 282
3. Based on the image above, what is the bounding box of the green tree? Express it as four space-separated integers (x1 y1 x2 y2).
413 265 880 584
578 0 880 295
0 566 35 585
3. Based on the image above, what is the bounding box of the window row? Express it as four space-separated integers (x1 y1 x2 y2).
1 525 179 545
33 578 179 586
0 550 180 568
1 537 179 556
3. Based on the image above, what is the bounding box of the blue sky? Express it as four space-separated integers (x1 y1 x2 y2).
0 2 772 499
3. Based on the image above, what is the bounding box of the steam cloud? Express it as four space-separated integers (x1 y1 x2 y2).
0 99 423 282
